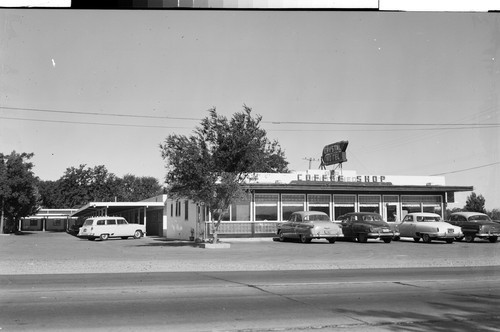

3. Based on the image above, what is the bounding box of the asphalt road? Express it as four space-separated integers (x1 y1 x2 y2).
1 232 500 331
1 267 500 331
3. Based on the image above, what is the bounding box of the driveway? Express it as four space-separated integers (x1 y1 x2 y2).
1 232 499 274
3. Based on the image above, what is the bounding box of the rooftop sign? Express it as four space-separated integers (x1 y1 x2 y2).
321 140 348 166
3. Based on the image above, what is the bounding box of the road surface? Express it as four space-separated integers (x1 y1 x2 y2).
1 266 499 331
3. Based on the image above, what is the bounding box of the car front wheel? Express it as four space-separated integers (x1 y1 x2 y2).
464 234 475 243
300 235 311 243
383 238 392 243
445 238 454 244
357 233 368 243
413 237 420 242
489 236 498 243
133 230 143 239
422 234 431 243
328 238 336 244
100 234 109 241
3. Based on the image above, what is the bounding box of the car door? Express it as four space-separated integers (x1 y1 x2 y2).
399 215 416 237
293 214 303 238
105 219 117 237
280 214 295 237
115 218 128 236
340 215 355 238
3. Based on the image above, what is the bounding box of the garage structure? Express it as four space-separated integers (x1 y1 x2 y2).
70 196 167 237
20 209 78 232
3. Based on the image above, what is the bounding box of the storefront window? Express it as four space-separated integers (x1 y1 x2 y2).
308 194 331 217
255 194 279 221
281 194 305 221
359 195 380 214
333 195 356 220
231 198 251 221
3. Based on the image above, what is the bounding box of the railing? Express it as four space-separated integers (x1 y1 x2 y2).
204 220 279 237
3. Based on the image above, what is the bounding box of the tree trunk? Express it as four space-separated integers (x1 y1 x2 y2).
0 199 4 234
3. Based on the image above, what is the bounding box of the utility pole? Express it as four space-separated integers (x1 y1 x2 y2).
303 157 319 170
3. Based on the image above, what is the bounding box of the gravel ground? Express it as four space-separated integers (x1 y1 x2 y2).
1 232 500 275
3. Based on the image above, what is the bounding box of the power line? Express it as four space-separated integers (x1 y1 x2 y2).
1 115 499 132
2 105 500 128
430 161 500 176
0 106 201 121
0 116 191 129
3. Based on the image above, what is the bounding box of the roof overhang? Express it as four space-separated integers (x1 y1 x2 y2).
71 201 165 218
242 182 474 193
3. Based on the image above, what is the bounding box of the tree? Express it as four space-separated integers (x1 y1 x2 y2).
160 106 289 242
464 192 486 213
0 151 40 233
57 164 121 208
117 174 164 202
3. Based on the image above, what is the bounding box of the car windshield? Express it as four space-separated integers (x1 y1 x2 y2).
83 220 93 226
304 214 330 221
361 214 386 225
468 215 491 221
417 216 441 222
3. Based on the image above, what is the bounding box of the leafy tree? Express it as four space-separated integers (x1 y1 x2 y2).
464 192 486 213
160 106 289 242
487 209 500 221
0 151 40 233
37 179 64 208
57 164 121 208
117 174 164 202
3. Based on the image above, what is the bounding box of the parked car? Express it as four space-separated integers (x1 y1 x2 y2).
277 211 343 243
77 216 146 241
397 212 462 243
337 212 399 243
446 212 500 243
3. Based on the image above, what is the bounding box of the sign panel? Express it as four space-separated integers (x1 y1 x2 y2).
321 140 348 166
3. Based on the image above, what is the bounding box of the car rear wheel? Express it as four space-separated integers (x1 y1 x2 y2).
328 238 336 244
413 237 420 242
100 234 109 241
121 237 129 239
422 234 431 243
445 238 454 244
278 232 286 242
464 234 475 243
357 233 368 243
133 230 143 239
383 238 392 243
489 236 498 243
455 236 464 242
299 235 311 243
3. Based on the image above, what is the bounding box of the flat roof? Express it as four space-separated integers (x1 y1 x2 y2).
244 182 473 193
71 201 165 218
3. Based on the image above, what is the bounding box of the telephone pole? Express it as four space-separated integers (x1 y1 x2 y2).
303 157 319 170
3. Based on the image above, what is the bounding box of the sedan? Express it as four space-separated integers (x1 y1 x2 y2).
398 212 462 243
446 212 500 243
337 212 399 243
277 211 343 243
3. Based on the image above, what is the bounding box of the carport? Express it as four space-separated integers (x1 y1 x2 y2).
71 201 166 236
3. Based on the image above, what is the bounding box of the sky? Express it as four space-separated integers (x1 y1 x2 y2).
1 9 499 209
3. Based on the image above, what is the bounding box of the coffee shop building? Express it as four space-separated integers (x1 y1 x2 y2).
69 169 472 240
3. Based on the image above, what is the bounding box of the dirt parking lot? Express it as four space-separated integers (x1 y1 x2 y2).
1 231 499 275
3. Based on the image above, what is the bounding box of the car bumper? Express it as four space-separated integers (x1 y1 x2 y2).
310 234 344 239
367 231 399 238
427 232 463 239
475 232 500 238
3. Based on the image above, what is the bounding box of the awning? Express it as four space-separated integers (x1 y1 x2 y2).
71 201 165 218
